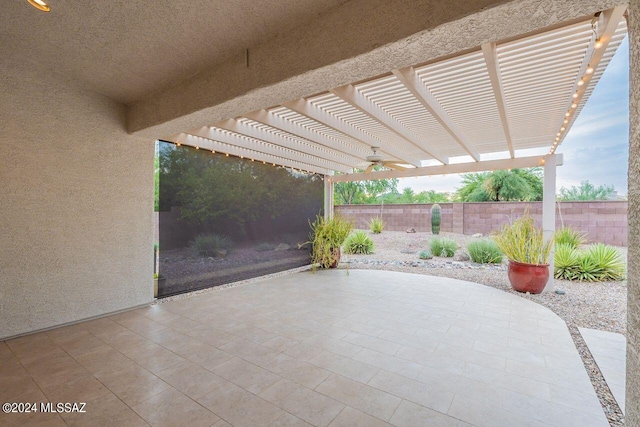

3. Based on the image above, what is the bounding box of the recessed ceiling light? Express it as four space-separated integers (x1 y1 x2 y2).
27 0 50 12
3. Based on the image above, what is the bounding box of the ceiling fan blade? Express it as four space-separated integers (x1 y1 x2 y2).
364 164 375 173
384 162 408 171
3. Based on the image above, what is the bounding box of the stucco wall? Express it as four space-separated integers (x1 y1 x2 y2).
0 65 154 339
627 1 639 423
336 201 628 246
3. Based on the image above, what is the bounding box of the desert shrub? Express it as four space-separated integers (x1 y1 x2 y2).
553 243 580 280
343 231 374 254
467 239 503 264
584 243 625 281
255 242 275 252
554 242 625 282
369 217 385 234
419 250 433 260
191 233 233 257
555 226 586 249
430 238 457 257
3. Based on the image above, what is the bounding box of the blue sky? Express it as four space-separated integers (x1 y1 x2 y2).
401 36 629 196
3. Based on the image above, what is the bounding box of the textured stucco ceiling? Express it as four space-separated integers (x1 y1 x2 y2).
0 0 349 103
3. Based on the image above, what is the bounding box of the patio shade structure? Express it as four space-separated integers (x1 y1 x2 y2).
163 7 627 184
160 6 627 293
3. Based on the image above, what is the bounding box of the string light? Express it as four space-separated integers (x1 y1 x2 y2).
211 150 215 154
572 93 579 99
594 38 603 49
195 146 199 150
571 103 577 109
565 112 571 117
577 79 585 86
586 66 594 75
176 142 181 146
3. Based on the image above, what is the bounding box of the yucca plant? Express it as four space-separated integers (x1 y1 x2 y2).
343 231 374 254
493 213 552 265
554 242 625 282
369 217 385 234
584 243 625 281
554 243 580 280
468 239 503 264
430 238 457 257
555 226 586 249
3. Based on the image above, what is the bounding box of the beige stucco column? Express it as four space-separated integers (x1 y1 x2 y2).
324 176 334 219
628 2 639 424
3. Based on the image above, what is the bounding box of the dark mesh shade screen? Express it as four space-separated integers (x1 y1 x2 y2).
156 141 324 297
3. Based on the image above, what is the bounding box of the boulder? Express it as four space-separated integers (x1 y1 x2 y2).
472 233 483 238
453 251 470 262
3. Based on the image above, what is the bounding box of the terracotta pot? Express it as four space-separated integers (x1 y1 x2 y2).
329 247 341 269
507 260 549 294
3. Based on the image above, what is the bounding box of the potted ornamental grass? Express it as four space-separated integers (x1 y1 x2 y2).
493 211 552 294
303 214 353 269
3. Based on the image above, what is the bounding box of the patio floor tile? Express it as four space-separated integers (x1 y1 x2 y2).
0 270 609 426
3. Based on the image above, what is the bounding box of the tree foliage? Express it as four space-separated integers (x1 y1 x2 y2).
558 180 615 201
454 168 543 202
334 175 399 205
158 142 323 240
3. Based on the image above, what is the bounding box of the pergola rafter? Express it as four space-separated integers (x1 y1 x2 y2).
330 84 450 164
481 42 515 158
168 8 625 183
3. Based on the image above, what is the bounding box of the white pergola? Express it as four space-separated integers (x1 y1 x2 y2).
164 6 628 291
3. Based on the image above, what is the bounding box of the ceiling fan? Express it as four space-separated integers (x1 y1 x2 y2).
362 147 408 173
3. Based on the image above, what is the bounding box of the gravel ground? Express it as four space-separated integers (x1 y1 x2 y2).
341 230 627 426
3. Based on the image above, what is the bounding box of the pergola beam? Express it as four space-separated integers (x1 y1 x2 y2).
166 134 331 175
330 84 449 165
393 67 480 161
332 154 562 182
552 5 626 154
282 98 423 167
481 42 515 158
214 118 359 170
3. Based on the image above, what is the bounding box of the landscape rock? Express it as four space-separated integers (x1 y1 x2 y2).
275 243 290 251
453 251 471 262
472 233 483 238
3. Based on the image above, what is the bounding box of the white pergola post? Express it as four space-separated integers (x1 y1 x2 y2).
542 154 556 293
324 176 334 219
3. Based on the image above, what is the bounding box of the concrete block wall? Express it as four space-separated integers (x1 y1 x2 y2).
336 201 628 246
336 204 454 233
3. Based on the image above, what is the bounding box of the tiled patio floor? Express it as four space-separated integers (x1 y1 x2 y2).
1 270 608 426
580 327 627 414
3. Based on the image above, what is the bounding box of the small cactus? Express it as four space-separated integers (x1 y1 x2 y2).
431 204 441 235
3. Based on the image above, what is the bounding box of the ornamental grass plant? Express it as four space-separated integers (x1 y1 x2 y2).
303 215 353 269
467 239 503 264
343 230 374 254
493 212 552 265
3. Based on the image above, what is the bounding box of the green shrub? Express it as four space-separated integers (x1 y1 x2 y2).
343 231 374 254
554 242 625 282
255 242 275 252
191 233 233 257
467 239 503 264
555 226 586 249
430 238 457 257
369 217 385 234
419 250 433 260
